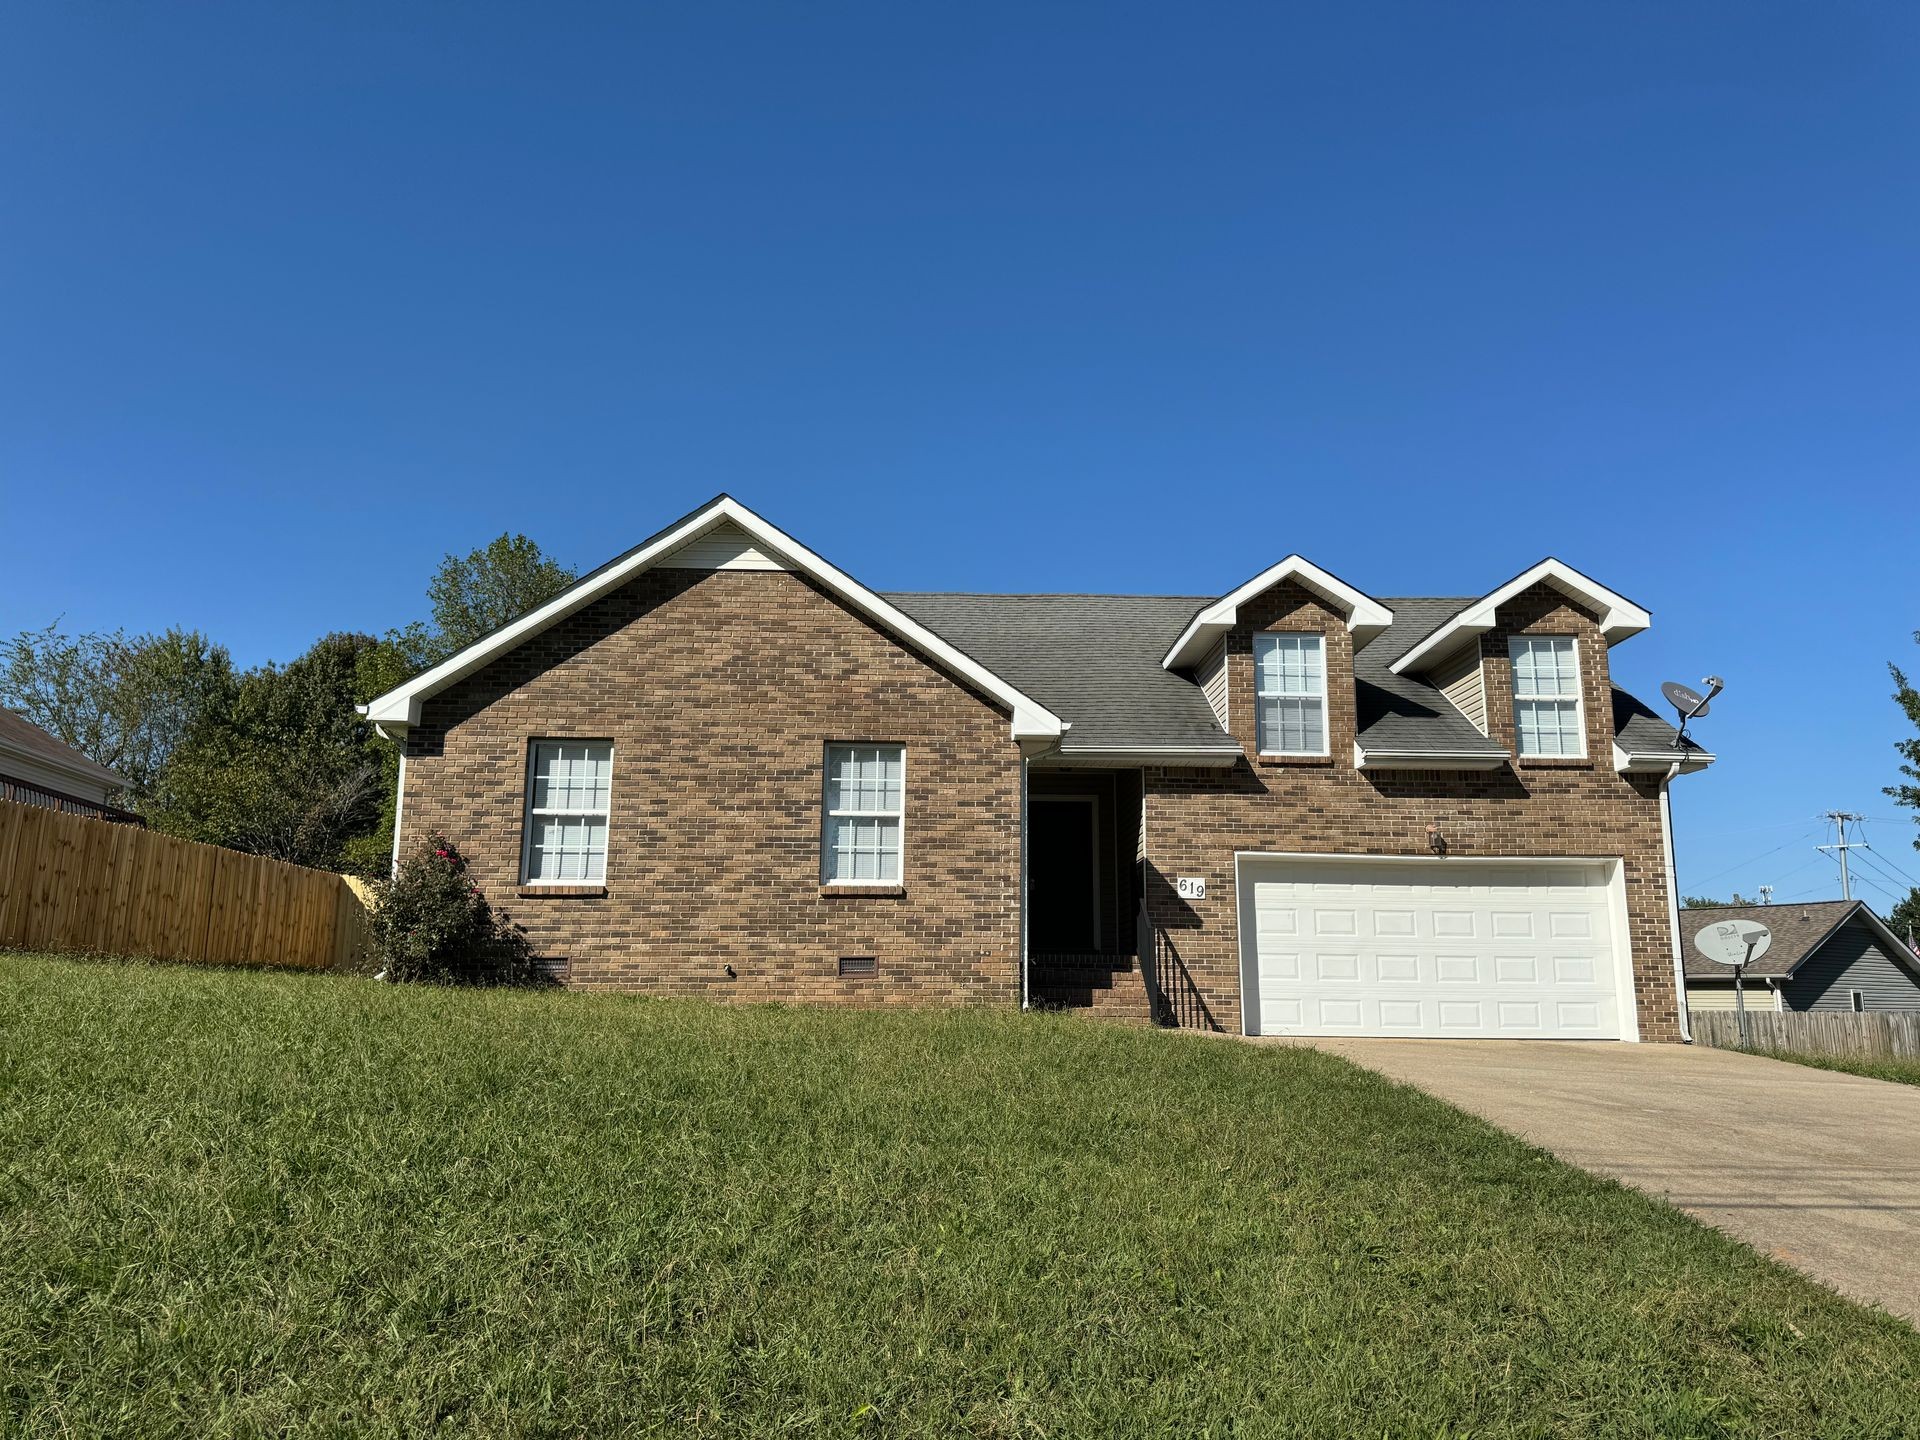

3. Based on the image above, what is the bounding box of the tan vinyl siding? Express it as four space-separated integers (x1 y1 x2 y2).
1432 647 1487 734
1685 984 1782 1012
658 521 788 571
1197 639 1230 730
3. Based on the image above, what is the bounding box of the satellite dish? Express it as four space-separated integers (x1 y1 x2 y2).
1692 918 1772 967
1662 680 1710 719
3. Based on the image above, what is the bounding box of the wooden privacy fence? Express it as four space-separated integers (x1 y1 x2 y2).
1692 1009 1920 1060
0 799 371 971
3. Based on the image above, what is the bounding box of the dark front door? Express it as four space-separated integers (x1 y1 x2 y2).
1030 797 1099 953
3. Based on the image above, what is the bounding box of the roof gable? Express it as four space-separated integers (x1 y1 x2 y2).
1162 557 1394 671
1389 558 1650 678
360 496 1067 744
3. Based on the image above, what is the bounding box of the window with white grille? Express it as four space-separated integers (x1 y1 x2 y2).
823 744 904 884
522 741 613 883
1509 637 1585 757
1254 633 1327 756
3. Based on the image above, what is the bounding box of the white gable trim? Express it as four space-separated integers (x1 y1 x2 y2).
1389 558 1651 677
360 496 1067 743
1161 556 1394 671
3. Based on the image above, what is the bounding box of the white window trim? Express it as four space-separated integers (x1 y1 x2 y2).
520 739 615 885
1508 635 1588 760
821 743 907 887
1253 632 1331 758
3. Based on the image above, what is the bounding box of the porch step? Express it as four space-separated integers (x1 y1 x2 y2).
1029 956 1156 1025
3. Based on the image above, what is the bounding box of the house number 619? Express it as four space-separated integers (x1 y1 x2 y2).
1175 876 1207 900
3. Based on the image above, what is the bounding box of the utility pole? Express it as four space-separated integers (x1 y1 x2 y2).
1757 884 1773 906
1817 812 1866 900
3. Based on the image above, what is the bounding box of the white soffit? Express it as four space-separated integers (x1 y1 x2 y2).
1389 558 1652 677
360 496 1067 743
1162 556 1394 671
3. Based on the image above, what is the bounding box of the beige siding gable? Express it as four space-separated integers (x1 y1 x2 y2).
1197 639 1230 730
1431 647 1487 734
658 520 789 571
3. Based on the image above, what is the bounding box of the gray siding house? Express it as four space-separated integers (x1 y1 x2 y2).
1683 901 1920 1015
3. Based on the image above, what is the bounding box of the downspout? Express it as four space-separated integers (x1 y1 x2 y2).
389 751 407 878
1019 753 1030 1010
1659 761 1692 1042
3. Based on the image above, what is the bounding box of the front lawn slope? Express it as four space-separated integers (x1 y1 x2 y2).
2 952 1915 1438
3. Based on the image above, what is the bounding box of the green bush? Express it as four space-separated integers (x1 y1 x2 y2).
369 835 543 986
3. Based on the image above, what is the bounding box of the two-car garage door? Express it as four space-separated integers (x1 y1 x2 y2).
1238 856 1633 1039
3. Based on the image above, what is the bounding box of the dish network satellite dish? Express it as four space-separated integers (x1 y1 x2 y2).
1692 918 1772 968
1661 676 1724 742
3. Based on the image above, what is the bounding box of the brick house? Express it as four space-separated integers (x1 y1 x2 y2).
363 495 1714 1041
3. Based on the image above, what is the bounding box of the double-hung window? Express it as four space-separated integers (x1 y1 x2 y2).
523 740 613 883
824 744 904 884
1254 633 1327 756
1509 637 1584 757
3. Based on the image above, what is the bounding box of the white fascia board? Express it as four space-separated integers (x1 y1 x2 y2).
1389 559 1653 677
1352 740 1508 771
361 496 1067 743
1161 556 1394 671
1612 741 1716 775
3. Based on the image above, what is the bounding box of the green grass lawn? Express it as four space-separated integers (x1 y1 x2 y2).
1738 1048 1920 1087
4 954 1918 1439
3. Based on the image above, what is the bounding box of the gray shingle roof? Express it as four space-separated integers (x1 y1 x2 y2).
885 590 1691 764
1354 599 1507 757
882 594 1236 753
1680 901 1902 980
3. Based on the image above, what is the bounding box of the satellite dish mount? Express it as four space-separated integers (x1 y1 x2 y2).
1661 675 1725 746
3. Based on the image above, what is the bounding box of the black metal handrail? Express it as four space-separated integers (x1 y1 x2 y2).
1 775 144 826
1139 908 1220 1031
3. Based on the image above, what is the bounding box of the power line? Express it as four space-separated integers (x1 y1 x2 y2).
1850 849 1917 902
1681 816 1831 840
1683 830 1822 892
1854 822 1920 888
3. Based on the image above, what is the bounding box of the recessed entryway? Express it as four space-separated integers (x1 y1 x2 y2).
1029 795 1101 954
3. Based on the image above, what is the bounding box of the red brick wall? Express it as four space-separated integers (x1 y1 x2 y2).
401 567 1023 1005
1144 580 1683 1041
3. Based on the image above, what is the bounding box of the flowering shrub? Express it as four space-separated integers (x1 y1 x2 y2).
369 834 543 985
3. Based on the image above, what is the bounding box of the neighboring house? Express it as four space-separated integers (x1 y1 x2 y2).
0 709 137 823
363 495 1713 1040
1683 901 1920 1015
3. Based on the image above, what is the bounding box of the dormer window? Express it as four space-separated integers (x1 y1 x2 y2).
1510 636 1584 758
1254 633 1327 756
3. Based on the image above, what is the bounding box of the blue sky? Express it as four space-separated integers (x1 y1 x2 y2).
3 3 1917 907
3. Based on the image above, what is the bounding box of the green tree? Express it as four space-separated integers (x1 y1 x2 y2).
0 624 234 797
146 633 388 871
355 534 579 867
1890 637 1920 853
1891 888 1920 945
375 533 578 681
1681 892 1760 909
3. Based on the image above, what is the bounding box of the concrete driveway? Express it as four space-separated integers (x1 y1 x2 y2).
1285 1038 1920 1324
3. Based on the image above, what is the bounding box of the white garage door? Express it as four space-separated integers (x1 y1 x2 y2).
1238 856 1631 1039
